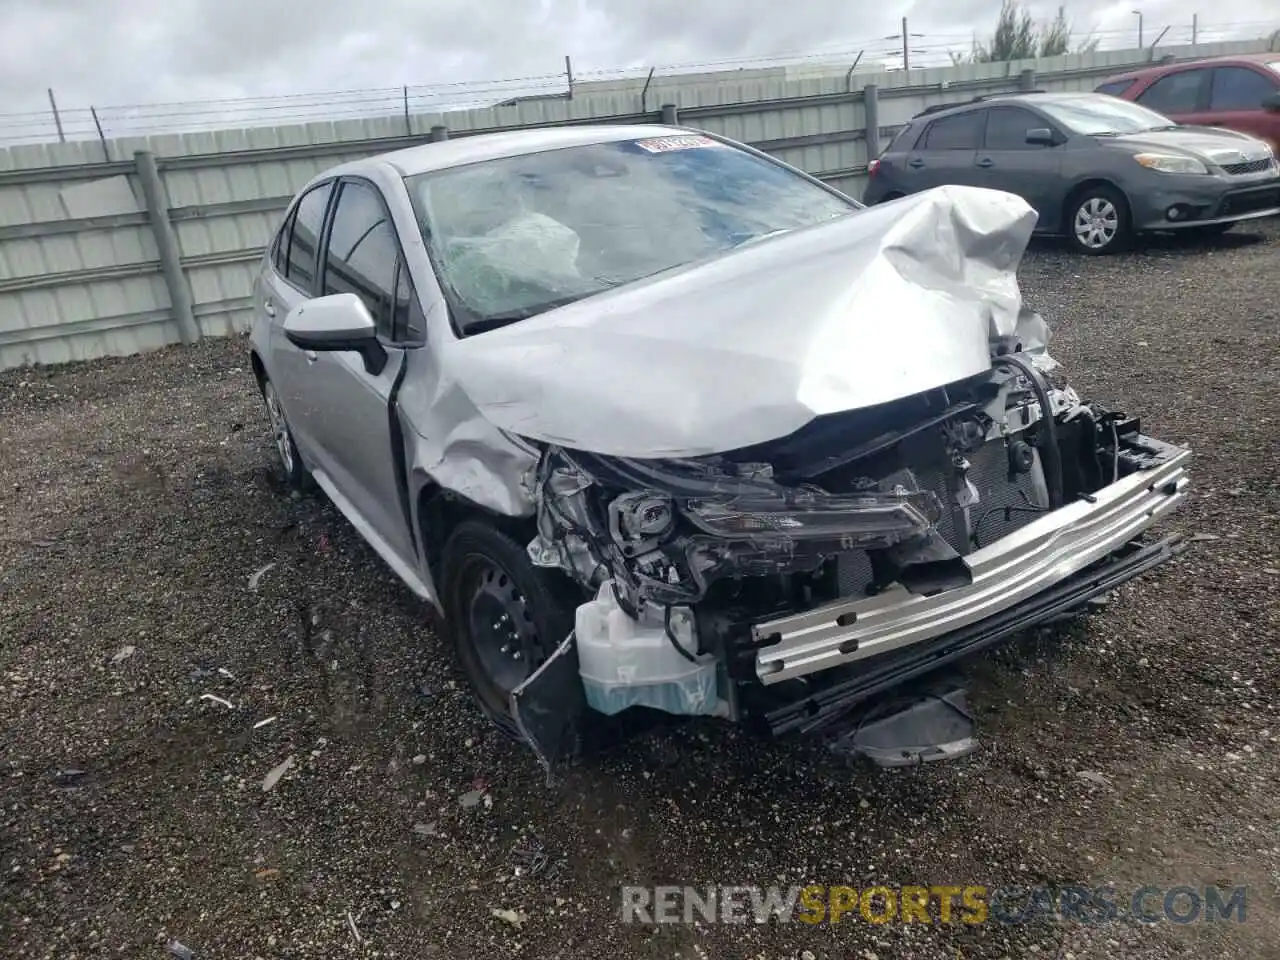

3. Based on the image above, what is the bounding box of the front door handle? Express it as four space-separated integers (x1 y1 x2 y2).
908 157 926 169
305 351 318 363
263 298 276 318
976 157 995 168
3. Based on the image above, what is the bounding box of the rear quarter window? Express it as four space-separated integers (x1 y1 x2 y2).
882 123 917 154
1095 79 1136 97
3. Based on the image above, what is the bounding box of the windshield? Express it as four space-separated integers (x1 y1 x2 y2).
1038 96 1176 135
404 135 857 332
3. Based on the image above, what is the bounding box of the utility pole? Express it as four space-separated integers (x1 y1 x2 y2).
1192 13 1198 45
884 18 925 71
47 88 65 143
1132 10 1143 48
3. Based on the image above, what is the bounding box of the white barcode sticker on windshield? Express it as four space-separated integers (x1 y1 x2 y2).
634 134 720 153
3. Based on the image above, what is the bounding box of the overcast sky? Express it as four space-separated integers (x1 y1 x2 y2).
0 0 1272 138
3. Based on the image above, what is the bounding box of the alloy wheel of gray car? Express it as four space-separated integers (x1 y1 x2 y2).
1068 188 1130 255
261 378 309 490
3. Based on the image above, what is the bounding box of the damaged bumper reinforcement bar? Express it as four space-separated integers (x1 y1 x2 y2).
753 437 1190 685
765 533 1184 736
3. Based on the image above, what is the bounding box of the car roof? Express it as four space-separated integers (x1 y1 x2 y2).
321 124 692 180
909 90 1098 121
1102 52 1280 84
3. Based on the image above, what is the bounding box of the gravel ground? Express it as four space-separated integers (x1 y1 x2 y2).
2 221 1279 960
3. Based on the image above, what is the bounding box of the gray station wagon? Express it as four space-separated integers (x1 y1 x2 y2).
862 91 1279 253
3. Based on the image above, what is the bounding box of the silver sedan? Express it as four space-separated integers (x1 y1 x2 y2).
249 125 1189 770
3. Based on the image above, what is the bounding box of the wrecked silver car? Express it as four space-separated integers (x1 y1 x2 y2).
249 125 1189 769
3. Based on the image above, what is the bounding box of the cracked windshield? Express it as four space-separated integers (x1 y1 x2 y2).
406 134 857 330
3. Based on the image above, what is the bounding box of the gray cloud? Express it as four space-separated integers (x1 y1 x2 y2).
0 0 1269 128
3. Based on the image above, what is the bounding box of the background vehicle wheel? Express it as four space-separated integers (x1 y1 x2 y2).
440 520 578 731
1066 186 1130 255
260 378 310 491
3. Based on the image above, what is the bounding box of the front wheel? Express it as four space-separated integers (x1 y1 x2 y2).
1066 187 1131 255
439 520 577 729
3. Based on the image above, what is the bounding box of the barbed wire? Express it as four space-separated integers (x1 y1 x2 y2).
3 19 1275 146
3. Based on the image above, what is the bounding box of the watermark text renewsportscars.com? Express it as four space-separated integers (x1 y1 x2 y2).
620 884 1248 926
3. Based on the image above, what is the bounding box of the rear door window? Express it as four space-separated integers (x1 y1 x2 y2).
1209 66 1279 111
982 107 1049 150
921 112 984 150
284 182 333 292
1136 69 1207 114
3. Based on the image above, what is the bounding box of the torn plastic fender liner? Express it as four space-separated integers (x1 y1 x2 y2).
443 185 1043 459
511 633 587 782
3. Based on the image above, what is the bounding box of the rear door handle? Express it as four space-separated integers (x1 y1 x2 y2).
908 158 926 169
976 157 995 168
263 298 276 318
305 351 318 363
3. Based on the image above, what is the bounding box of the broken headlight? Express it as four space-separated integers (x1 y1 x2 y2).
683 490 939 548
610 491 676 543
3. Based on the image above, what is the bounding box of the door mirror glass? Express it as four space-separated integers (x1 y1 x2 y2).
1025 127 1057 146
283 293 388 375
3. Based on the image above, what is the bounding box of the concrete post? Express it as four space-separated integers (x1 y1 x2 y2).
134 150 199 345
862 84 880 161
428 125 449 142
660 103 680 126
1019 68 1037 91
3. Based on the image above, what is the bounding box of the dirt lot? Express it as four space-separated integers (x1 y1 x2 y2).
2 222 1279 960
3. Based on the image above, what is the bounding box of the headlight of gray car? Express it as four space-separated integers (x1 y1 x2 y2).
1133 153 1210 175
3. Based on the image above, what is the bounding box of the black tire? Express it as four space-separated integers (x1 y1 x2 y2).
1065 185 1131 255
259 377 310 491
439 520 578 730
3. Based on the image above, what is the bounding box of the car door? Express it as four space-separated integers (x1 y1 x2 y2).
260 180 335 459
903 110 985 191
972 106 1066 232
1134 67 1211 124
293 177 420 567
1205 66 1280 149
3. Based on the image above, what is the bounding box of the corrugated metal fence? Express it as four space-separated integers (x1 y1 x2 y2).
0 38 1272 370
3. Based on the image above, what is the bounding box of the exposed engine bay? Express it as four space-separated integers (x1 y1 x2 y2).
518 346 1189 743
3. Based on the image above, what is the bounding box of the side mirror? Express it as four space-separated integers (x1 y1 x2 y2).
283 293 387 376
1262 92 1280 113
1025 127 1057 147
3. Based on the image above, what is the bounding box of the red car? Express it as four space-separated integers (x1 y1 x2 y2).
1097 53 1280 151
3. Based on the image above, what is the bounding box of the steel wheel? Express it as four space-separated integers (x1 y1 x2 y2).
440 520 578 730
460 556 544 696
1074 197 1118 250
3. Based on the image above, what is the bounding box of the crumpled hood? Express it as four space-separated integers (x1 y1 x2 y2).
443 184 1043 459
